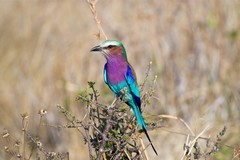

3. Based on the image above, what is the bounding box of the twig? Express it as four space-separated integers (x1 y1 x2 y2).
123 149 131 160
181 125 209 160
159 128 233 149
140 137 149 160
141 74 158 112
84 128 93 160
20 113 29 160
182 134 190 158
96 100 116 160
57 104 85 138
157 114 195 136
87 0 108 40
140 61 153 92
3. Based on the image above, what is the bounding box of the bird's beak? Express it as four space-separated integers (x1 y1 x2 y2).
90 45 102 52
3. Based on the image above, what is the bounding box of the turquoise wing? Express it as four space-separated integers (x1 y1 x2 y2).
124 65 141 110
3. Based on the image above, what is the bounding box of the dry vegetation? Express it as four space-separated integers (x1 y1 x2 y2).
0 0 240 159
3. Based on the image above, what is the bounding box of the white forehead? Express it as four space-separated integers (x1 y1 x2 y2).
100 41 120 47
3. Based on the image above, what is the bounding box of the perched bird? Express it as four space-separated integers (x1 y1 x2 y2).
91 40 158 155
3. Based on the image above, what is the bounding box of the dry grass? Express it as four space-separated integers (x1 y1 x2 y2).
0 0 239 159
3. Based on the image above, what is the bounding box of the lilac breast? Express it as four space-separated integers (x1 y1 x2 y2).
106 56 127 85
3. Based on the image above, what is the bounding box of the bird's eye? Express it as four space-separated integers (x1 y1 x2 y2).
108 45 115 49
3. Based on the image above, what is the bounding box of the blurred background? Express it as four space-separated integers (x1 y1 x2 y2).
0 0 239 159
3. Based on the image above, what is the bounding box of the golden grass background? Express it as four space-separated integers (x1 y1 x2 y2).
0 0 239 159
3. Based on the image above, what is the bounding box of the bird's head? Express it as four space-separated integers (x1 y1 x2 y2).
90 40 127 60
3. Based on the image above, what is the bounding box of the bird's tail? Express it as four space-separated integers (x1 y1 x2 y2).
132 105 158 155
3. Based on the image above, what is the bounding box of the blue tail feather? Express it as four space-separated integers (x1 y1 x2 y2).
131 104 158 155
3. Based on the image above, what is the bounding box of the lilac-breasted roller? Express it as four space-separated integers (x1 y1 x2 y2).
91 40 158 155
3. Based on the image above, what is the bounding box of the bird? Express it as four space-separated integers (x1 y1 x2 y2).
90 40 158 155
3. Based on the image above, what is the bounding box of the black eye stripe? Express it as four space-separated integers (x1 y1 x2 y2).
103 45 116 49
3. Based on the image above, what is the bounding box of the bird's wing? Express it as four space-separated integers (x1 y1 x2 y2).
125 64 141 110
